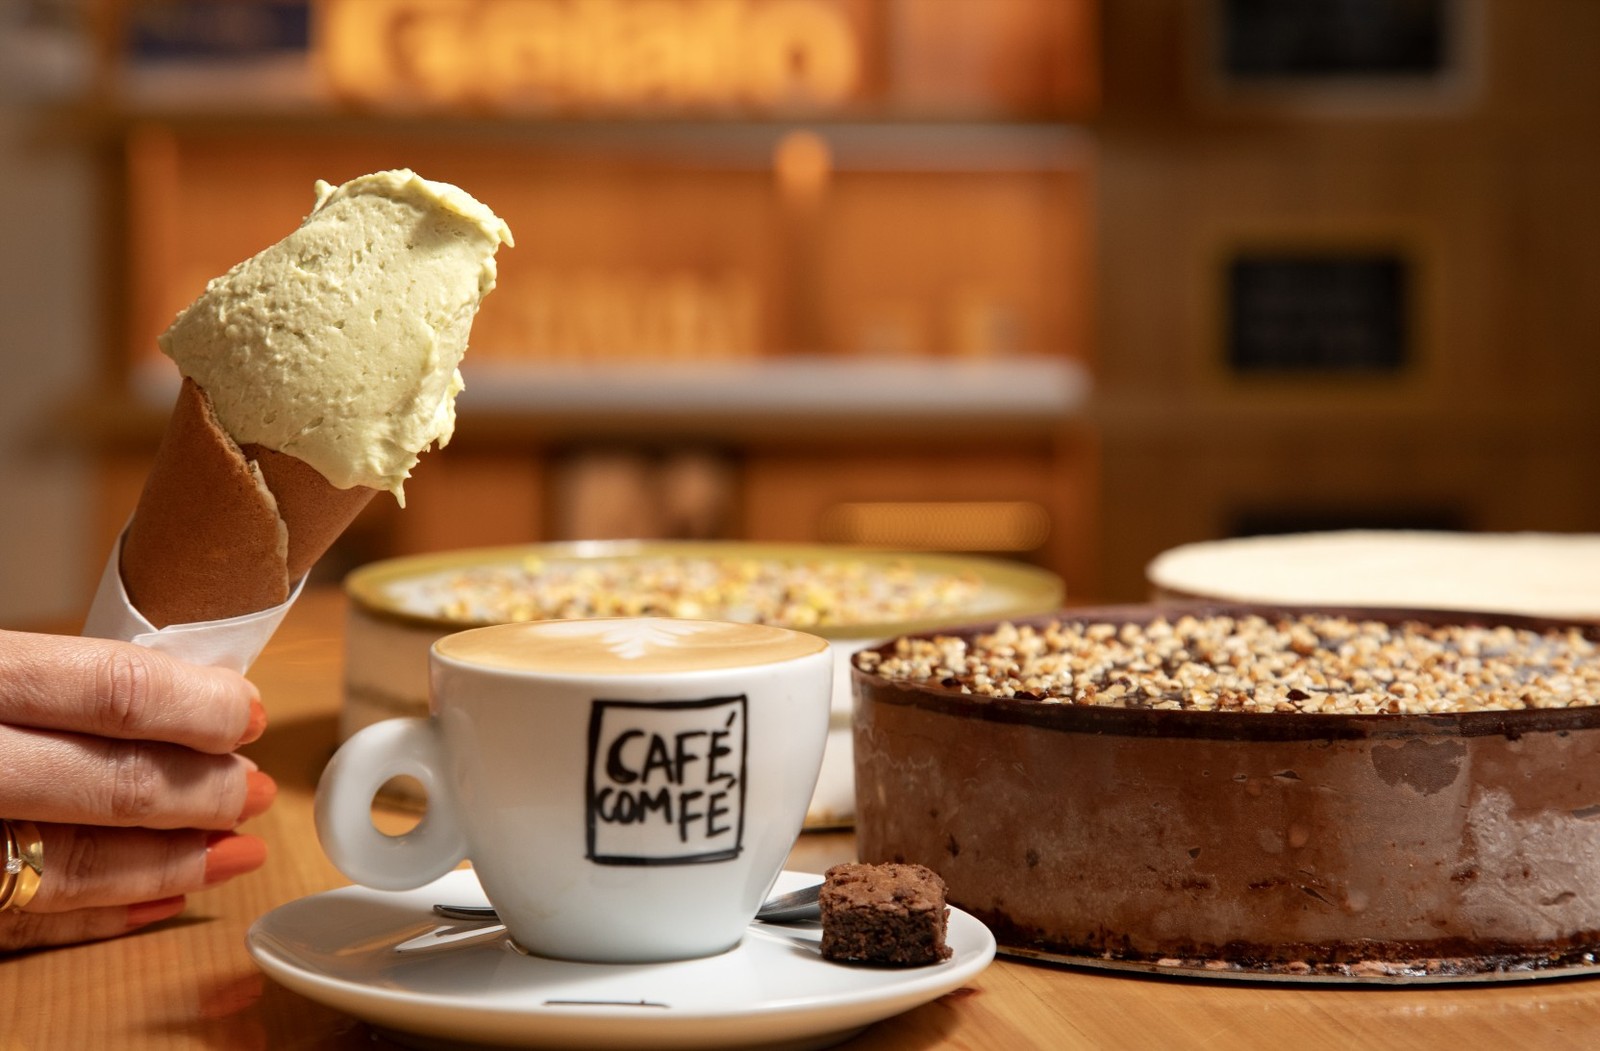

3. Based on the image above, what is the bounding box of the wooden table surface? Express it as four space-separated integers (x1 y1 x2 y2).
6 587 1600 1049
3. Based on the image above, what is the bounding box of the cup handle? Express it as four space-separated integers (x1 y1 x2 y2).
313 717 468 891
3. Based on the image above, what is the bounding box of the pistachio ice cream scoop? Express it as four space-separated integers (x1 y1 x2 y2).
159 169 513 502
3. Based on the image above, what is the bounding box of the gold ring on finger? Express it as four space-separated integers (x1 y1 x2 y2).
0 819 44 912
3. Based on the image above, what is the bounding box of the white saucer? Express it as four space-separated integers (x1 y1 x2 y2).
247 869 995 1051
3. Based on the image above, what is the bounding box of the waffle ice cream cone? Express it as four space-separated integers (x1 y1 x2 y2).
246 441 377 587
120 379 377 627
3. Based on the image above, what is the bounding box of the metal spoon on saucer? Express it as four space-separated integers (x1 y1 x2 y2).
433 881 822 925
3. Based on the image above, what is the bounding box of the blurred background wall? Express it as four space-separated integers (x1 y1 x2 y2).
0 1 96 625
0 0 1596 628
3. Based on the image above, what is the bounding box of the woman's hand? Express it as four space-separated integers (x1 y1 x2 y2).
0 630 276 950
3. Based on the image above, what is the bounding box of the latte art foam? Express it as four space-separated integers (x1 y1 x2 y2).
435 617 827 675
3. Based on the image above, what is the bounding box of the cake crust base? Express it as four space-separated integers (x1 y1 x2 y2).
996 941 1600 984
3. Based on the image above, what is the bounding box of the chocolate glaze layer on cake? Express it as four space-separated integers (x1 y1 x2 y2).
851 604 1600 980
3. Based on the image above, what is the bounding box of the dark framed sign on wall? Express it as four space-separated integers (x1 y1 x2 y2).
1196 0 1481 114
1225 252 1411 375
1220 0 1452 81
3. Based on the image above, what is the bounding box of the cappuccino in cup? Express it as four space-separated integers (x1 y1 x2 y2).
315 618 832 963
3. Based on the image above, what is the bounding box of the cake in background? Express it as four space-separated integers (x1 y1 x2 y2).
1147 531 1600 622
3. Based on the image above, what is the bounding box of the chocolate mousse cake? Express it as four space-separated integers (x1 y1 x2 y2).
851 604 1600 980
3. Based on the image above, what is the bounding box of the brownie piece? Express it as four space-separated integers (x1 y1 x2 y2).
819 862 953 966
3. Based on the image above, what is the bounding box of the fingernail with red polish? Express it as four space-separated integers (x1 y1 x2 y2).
205 832 268 885
236 699 267 747
126 896 187 930
239 770 278 822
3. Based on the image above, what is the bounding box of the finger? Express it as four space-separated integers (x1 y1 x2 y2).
0 896 187 952
0 726 277 830
0 630 264 754
17 823 267 913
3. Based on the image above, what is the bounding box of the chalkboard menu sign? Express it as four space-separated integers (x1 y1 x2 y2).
1221 0 1450 79
1226 253 1410 373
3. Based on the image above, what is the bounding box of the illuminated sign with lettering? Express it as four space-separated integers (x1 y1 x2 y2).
318 0 862 110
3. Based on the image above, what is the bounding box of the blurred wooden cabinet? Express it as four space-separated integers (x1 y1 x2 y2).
85 0 1104 597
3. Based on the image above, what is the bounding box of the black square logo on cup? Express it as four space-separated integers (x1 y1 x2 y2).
585 696 748 865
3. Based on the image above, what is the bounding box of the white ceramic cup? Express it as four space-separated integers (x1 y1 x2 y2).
314 617 832 963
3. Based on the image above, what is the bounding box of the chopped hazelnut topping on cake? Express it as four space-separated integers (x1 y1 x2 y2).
857 614 1600 715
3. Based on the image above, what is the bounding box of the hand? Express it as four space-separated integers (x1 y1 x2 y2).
0 630 276 951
